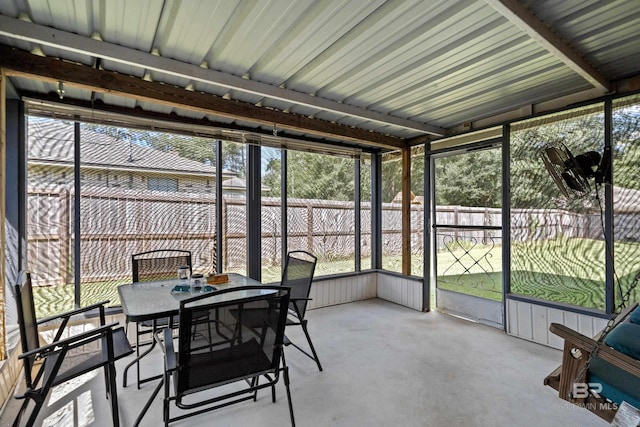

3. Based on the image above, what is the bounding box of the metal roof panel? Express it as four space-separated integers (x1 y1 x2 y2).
2 0 640 144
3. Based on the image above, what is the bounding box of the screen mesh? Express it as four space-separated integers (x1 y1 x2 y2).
510 105 607 309
27 117 219 316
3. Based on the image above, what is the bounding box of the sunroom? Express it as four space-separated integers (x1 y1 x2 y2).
1 1 640 426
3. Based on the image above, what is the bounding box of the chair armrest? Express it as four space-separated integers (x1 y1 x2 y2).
155 327 176 371
549 323 640 377
37 300 110 325
289 297 312 319
549 323 597 351
18 322 120 359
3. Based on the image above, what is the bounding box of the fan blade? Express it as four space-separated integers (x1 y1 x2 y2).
542 155 571 198
562 172 583 191
545 146 569 166
541 142 594 199
562 171 591 196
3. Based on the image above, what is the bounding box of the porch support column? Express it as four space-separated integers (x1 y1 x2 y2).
0 70 6 358
371 153 382 270
402 147 411 276
246 144 261 281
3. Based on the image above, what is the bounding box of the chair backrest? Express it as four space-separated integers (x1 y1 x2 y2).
281 251 317 319
175 286 290 396
14 271 41 388
132 249 192 282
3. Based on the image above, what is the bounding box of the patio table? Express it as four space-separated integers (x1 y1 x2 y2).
118 273 269 388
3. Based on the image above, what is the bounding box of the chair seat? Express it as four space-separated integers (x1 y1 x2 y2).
229 303 319 368
46 327 133 387
177 338 272 397
137 286 295 427
589 356 640 409
14 271 131 427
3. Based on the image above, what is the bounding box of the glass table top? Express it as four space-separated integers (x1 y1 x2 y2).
118 273 271 321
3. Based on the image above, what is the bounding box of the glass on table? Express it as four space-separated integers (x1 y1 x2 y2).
190 274 204 292
177 265 190 284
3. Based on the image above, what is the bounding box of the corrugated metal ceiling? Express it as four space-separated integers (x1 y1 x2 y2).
1 0 639 149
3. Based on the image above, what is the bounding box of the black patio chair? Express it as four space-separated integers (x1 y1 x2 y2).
123 249 191 388
281 250 322 371
134 285 295 426
12 270 133 427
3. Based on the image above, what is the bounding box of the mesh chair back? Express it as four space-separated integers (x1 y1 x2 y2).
175 286 290 396
282 251 317 319
132 249 191 282
14 271 40 388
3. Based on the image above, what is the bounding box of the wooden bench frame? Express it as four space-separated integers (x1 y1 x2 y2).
544 302 640 422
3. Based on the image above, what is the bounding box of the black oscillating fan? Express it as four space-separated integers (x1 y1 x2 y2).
540 142 610 199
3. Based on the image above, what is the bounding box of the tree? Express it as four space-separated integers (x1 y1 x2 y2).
262 157 282 197
220 142 246 177
381 153 402 203
380 149 426 203
262 151 356 200
434 149 502 208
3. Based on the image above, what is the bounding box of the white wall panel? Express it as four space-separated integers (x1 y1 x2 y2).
547 309 565 349
376 273 423 311
531 304 549 344
516 301 533 341
307 273 377 310
506 299 608 349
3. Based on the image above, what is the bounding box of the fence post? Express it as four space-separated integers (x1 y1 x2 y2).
307 202 313 252
222 197 228 271
454 206 459 242
59 189 70 286
484 207 489 243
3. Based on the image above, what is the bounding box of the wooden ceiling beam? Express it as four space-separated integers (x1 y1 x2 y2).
0 15 444 136
0 46 406 150
486 0 610 93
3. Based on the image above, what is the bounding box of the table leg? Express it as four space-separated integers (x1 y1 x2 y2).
123 319 162 388
133 376 164 427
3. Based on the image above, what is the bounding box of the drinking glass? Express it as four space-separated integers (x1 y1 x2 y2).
190 273 204 292
177 266 190 284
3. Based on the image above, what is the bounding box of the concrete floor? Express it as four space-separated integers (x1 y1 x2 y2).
1 299 607 427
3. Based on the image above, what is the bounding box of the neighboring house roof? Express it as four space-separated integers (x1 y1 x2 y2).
222 177 270 193
27 118 235 177
391 191 424 205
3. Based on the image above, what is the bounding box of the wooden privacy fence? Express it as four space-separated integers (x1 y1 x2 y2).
26 187 638 287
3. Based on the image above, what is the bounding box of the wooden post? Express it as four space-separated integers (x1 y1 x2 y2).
402 148 411 276
59 189 70 286
484 207 489 243
454 206 459 242
307 203 314 253
0 69 7 359
222 197 228 271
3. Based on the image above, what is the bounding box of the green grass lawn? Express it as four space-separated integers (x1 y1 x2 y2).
32 255 424 318
511 237 640 310
34 260 377 318
433 243 503 301
32 237 640 317
435 237 640 309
